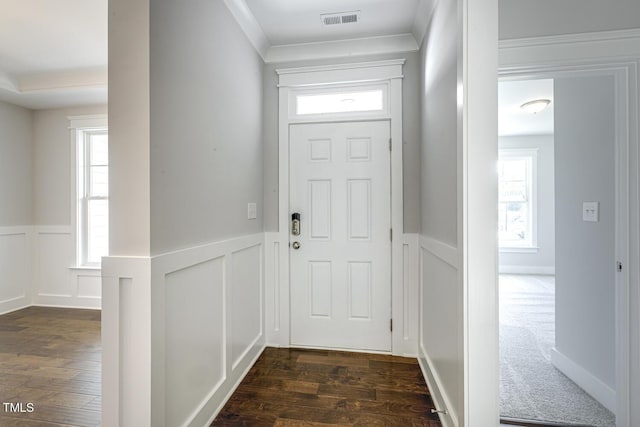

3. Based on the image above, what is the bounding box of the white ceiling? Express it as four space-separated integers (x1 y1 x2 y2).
245 0 421 45
499 79 554 137
0 0 429 109
0 0 107 109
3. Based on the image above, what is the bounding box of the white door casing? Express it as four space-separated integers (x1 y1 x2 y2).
270 59 413 356
289 121 391 351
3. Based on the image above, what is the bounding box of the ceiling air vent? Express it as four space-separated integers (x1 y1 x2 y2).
321 11 361 26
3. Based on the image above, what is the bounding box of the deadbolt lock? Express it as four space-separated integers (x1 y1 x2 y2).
292 241 301 250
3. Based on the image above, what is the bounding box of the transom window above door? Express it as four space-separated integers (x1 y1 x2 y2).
289 84 388 121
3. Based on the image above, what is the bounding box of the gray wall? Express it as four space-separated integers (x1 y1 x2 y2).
33 105 107 226
499 134 555 272
554 75 615 389
150 0 264 255
262 52 421 233
419 0 463 421
0 100 33 226
499 0 640 40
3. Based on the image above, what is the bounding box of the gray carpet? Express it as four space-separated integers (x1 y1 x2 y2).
499 275 616 427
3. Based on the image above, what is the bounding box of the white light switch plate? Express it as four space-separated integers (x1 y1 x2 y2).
247 202 257 220
583 202 599 222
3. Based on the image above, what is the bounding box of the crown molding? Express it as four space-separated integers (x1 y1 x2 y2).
222 0 270 60
412 0 436 48
499 28 640 70
17 68 107 92
265 34 419 64
500 28 640 49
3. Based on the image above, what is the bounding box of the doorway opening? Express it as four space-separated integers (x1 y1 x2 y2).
498 76 618 426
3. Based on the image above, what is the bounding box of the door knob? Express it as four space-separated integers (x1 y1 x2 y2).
292 241 301 250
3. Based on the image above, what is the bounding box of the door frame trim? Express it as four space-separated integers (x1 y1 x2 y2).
272 59 411 355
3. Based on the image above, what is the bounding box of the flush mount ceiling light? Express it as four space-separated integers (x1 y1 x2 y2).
520 99 551 114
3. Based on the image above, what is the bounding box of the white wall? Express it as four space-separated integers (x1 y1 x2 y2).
0 100 33 314
0 100 33 226
499 134 555 274
419 0 499 425
262 52 422 233
418 1 463 425
552 75 616 403
150 0 264 255
31 106 107 309
499 0 640 40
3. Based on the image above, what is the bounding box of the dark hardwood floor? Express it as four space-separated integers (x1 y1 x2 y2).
0 306 101 426
212 347 442 426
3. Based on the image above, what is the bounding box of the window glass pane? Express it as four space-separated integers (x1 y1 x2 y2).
296 90 383 115
499 202 529 244
498 153 534 247
90 133 108 166
87 200 109 264
90 165 109 197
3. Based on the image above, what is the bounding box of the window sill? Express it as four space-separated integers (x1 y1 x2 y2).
499 246 539 254
69 265 101 272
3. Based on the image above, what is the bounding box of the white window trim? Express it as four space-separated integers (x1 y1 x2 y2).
498 148 538 250
68 115 108 269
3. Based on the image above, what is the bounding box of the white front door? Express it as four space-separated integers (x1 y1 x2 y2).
289 121 391 352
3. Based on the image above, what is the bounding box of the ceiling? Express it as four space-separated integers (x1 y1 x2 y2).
0 0 429 110
499 79 554 137
0 0 107 109
245 0 422 45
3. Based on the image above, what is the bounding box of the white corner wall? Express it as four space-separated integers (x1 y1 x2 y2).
419 0 499 425
104 0 267 425
0 100 33 314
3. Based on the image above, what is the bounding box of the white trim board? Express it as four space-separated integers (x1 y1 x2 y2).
551 348 616 413
418 345 459 427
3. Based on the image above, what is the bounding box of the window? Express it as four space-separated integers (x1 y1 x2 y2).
296 89 384 115
289 84 388 120
498 149 537 249
70 116 108 267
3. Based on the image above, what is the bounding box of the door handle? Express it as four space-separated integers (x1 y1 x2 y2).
292 241 301 250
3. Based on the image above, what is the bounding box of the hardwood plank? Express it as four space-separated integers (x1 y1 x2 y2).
212 347 442 426
0 307 101 427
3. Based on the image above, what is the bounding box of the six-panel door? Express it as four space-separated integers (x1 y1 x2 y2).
289 121 392 351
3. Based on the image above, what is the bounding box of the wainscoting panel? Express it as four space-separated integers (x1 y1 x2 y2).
33 226 101 309
265 232 289 347
230 244 262 371
418 235 461 427
164 257 226 427
0 226 32 314
104 233 266 427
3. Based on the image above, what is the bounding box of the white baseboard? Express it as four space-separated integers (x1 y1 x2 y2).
204 344 266 426
499 265 555 275
418 345 459 427
550 347 616 413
